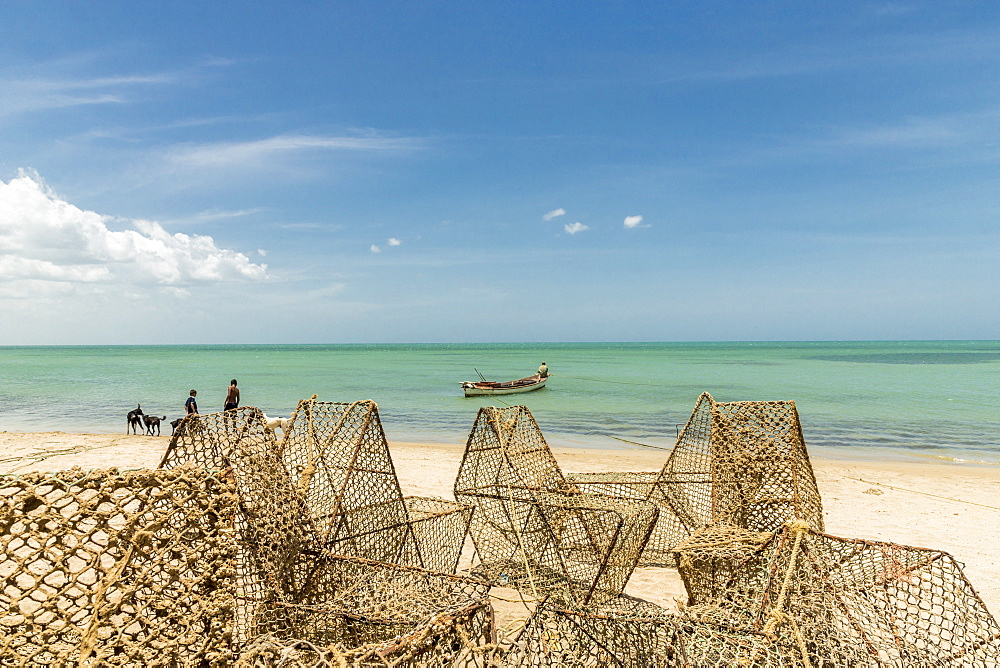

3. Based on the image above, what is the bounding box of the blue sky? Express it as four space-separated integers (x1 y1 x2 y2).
0 2 997 344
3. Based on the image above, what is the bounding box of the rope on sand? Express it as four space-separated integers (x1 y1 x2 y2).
0 441 125 473
840 475 1000 512
608 435 672 450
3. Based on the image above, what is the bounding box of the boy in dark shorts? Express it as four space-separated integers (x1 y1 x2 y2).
185 389 198 415
224 379 240 411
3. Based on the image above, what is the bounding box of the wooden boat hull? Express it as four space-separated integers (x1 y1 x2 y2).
461 376 548 397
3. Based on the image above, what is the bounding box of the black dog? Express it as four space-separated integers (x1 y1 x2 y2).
127 404 144 434
143 415 167 436
170 418 183 435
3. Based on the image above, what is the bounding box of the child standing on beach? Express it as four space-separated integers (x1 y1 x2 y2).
185 390 198 416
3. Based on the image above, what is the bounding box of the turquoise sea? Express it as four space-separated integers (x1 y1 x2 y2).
1 342 998 465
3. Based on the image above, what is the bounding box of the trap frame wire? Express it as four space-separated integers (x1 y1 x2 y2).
673 521 1000 666
161 404 495 664
278 397 474 574
0 465 238 666
455 405 658 608
568 392 825 566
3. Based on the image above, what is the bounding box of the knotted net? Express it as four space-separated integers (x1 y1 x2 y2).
568 392 824 566
675 521 1000 666
161 404 495 664
455 405 658 608
278 397 473 574
505 596 802 667
0 465 238 666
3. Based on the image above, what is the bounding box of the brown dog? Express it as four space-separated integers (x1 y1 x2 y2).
127 404 144 434
143 414 166 436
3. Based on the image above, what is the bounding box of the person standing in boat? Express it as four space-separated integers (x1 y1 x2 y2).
537 362 549 379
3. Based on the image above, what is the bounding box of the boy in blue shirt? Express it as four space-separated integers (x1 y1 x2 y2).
185 390 198 416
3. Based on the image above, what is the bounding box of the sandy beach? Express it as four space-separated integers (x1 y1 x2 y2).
2 430 998 625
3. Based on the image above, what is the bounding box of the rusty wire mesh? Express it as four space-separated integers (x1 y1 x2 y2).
0 465 238 666
454 405 658 608
674 521 1000 666
504 596 803 667
568 392 824 566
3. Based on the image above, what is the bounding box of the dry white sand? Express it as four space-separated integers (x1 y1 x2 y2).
2 431 998 627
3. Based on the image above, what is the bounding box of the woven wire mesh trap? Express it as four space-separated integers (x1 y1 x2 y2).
162 404 495 663
567 392 824 566
161 405 317 637
0 465 238 666
503 596 803 667
673 521 1000 667
163 402 473 574
236 553 497 667
279 397 474 574
454 405 658 608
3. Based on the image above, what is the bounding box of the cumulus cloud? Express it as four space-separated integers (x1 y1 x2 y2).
543 208 566 221
0 173 268 290
624 215 645 229
370 244 381 253
564 222 589 235
388 237 401 246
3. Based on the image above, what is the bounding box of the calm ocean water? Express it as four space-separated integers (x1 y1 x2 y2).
1 342 998 465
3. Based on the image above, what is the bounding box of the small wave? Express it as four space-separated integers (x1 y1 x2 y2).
912 453 1000 466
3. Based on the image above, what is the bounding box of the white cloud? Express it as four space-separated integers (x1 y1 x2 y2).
0 255 110 282
165 134 424 169
0 173 268 291
0 55 245 119
187 208 265 223
543 208 566 221
257 249 268 257
303 282 348 299
564 222 589 235
823 114 976 149
370 244 381 253
388 237 402 246
0 73 176 117
624 215 645 229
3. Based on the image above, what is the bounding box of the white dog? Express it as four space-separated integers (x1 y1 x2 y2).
262 414 290 434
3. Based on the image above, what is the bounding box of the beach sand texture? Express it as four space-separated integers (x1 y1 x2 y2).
2 430 998 627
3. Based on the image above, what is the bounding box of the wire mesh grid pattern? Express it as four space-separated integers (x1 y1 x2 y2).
454 405 658 608
161 405 317 635
236 553 496 667
278 397 474 573
504 596 803 667
160 404 494 663
4 394 996 666
0 465 238 666
673 521 1000 666
568 392 824 566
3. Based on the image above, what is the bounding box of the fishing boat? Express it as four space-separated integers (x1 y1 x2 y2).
461 374 548 397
